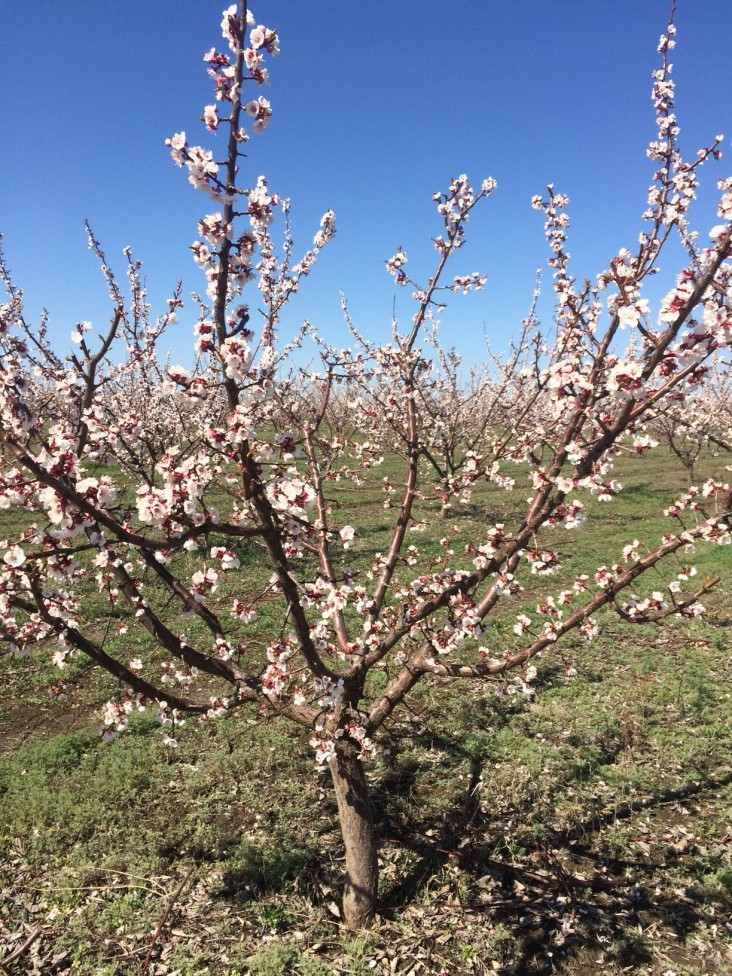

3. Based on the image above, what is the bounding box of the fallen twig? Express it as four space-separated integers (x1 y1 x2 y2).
139 866 195 976
0 928 40 974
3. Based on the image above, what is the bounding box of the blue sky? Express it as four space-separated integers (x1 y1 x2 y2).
1 2 730 368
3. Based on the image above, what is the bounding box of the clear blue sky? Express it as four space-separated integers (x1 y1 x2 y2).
1 2 730 367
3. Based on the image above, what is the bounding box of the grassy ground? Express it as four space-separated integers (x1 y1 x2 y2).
1 448 731 975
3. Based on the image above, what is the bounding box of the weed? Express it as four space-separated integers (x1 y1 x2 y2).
488 921 512 951
245 940 302 976
613 929 652 966
258 902 294 932
696 865 732 910
340 931 380 975
458 941 479 962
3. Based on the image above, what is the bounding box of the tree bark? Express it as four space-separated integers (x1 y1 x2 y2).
329 738 378 928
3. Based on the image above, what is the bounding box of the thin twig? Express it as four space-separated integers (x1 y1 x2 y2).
0 928 40 973
30 882 157 896
139 866 195 976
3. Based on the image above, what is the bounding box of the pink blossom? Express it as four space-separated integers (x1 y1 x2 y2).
513 614 532 636
617 298 650 328
165 131 187 166
386 249 408 284
339 525 356 549
249 25 279 55
245 96 272 134
3 545 25 568
203 104 219 131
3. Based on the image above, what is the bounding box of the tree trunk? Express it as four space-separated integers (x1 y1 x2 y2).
329 738 378 928
440 483 451 519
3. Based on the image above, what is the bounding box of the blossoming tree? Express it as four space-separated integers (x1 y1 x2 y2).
1 3 731 928
651 359 732 482
337 307 545 518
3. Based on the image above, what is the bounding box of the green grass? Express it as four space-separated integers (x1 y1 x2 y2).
1 447 731 974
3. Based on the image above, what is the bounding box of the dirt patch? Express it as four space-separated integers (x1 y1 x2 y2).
0 697 100 753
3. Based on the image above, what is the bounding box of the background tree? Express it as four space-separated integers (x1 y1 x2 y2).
339 302 545 518
651 358 732 483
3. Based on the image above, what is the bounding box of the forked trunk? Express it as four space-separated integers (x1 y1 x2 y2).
329 738 378 928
